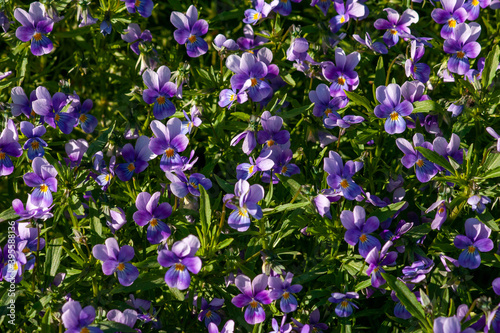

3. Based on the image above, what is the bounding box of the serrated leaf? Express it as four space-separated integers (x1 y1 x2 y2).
482 45 500 89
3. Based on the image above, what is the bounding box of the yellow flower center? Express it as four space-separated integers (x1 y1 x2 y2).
340 15 346 23
13 263 18 271
472 0 479 5
340 179 349 188
448 19 456 28
156 96 166 105
80 327 90 333
250 300 258 308
40 184 49 193
135 0 140 6
438 206 445 214
190 182 198 189
283 292 290 299
0 151 4 160
457 51 465 59
390 29 398 35
281 166 288 174
390 111 399 121
33 32 43 41
251 78 258 87
188 35 197 43
468 245 476 253
325 108 332 116
206 310 212 318
373 267 380 273
105 174 112 182
55 114 60 122
253 13 261 21
117 263 125 271
23 247 30 253
229 94 236 101
281 0 288 2
79 114 87 123
175 263 185 271
341 300 349 307
31 110 36 117
165 147 175 158
31 141 40 150
127 163 135 172
359 234 367 243
248 165 254 174
150 218 158 227
416 159 424 167
238 207 248 217
267 139 275 146
337 77 346 85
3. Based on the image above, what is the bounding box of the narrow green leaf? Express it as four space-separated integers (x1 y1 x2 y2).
374 56 385 88
217 237 234 250
281 73 296 87
230 112 250 121
84 121 116 158
344 90 373 112
44 237 64 278
415 146 455 174
214 174 235 194
482 45 500 89
412 100 444 114
368 201 406 223
169 286 185 301
0 208 19 223
280 105 311 119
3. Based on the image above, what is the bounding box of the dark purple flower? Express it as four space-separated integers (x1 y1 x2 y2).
116 136 156 181
269 272 303 313
107 309 138 329
10 87 37 118
374 83 413 134
224 179 264 232
100 20 112 36
328 291 359 317
167 171 212 198
311 0 332 16
374 8 419 47
121 23 153 55
243 0 273 25
157 235 202 290
352 32 388 54
261 146 300 184
226 53 272 102
365 241 398 288
197 297 224 327
32 87 77 134
0 11 12 32
401 255 434 283
321 48 360 97
121 0 154 18
454 218 493 269
0 119 22 176
329 0 369 33
14 2 54 56
237 25 269 51
309 84 348 118
133 191 172 244
443 23 481 75
324 150 363 200
62 301 103 333
149 118 189 172
291 308 328 332
341 206 381 258
467 195 491 214
324 112 364 129
171 5 208 58
231 274 272 325
68 95 97 134
396 133 438 183
142 66 177 119
92 237 139 286
23 157 58 207
405 41 431 83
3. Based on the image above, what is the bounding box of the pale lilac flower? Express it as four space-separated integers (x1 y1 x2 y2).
352 32 388 54
443 23 481 75
321 48 360 97
231 274 272 325
374 83 413 134
14 2 54 56
121 23 153 55
431 0 468 38
23 157 58 207
92 238 139 286
329 0 369 33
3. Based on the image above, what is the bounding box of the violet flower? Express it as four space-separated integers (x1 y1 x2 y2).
431 0 468 39
433 133 464 167
374 8 419 47
465 57 485 82
401 81 430 103
197 297 224 327
291 308 328 332
236 150 275 181
213 34 239 51
269 272 303 313
464 0 490 21
100 20 112 36
352 32 388 54
467 195 491 214
23 157 58 207
257 111 290 148
426 200 447 230
311 0 332 16
208 320 235 333
120 0 154 18
219 88 248 109
142 66 177 119
328 292 359 317
10 87 36 118
77 3 98 27
166 171 212 198
486 127 500 151
237 24 269 51
448 103 463 117
157 235 202 290
341 206 381 258
92 237 139 286
271 0 301 16
0 11 12 32
321 48 360 97
396 133 438 183
454 218 494 269
261 146 300 184
243 0 273 25
329 0 369 33
365 241 398 288
32 87 77 134
434 316 475 333
231 274 272 325
68 95 97 134
226 53 272 102
149 118 189 172
443 23 481 75
121 23 153 55
270 315 292 333
224 179 265 232
1 242 27 283
14 2 54 56
405 41 431 83
107 309 138 330
133 191 172 244
116 135 156 181
62 301 103 333
309 84 348 118
231 128 257 155
324 112 364 129
171 5 209 58
107 207 127 234
401 255 435 283
324 150 363 200
12 194 53 221
65 139 88 168
0 119 22 176
181 106 202 135
374 83 413 134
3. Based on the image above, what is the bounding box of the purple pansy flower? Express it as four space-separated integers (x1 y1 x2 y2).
62 300 103 333
23 157 58 207
309 84 348 118
324 112 364 129
434 316 475 333
167 171 212 198
401 81 430 103
324 150 363 200
261 146 300 184
107 309 138 330
120 0 154 18
433 133 464 167
208 320 235 333
236 150 275 181
237 24 269 51
232 274 272 325
231 127 257 155
341 206 381 258
100 20 112 36
65 139 88 168
269 272 303 313
271 0 302 16
257 111 290 148
69 96 97 134
426 200 447 230
93 152 116 190
219 88 248 109
133 191 172 244
374 83 413 134
291 308 329 332
213 34 239 51
226 53 272 102
405 41 431 83
93 238 139 286
396 133 438 183
0 119 22 176
329 0 369 33
374 8 419 47
464 0 491 21
12 194 53 221
0 11 12 32
243 0 273 25
1 243 27 283
467 195 491 214
270 315 292 333
321 48 360 97
454 218 494 269
486 127 500 151
142 66 177 119
443 23 481 75
224 179 265 232
197 297 224 327
365 241 398 288
10 87 37 118
149 118 189 172
121 23 153 56
157 235 202 290
14 2 54 56
107 207 127 234
352 32 388 54
116 136 156 181
401 255 435 283
328 291 359 317
31 87 77 134
181 106 202 135
171 5 209 58
465 57 486 82
431 0 468 39
311 0 332 16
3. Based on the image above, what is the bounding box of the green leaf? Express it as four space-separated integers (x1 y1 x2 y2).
84 121 116 158
482 45 500 89
281 73 296 87
263 201 310 215
230 112 250 122
217 237 234 250
368 201 406 223
99 321 137 333
214 174 235 194
415 146 455 174
199 186 212 248
0 208 19 223
280 105 311 119
477 211 499 232
344 90 373 112
374 56 386 88
412 100 444 114
169 286 185 301
381 273 430 330
482 167 500 179
44 237 64 278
